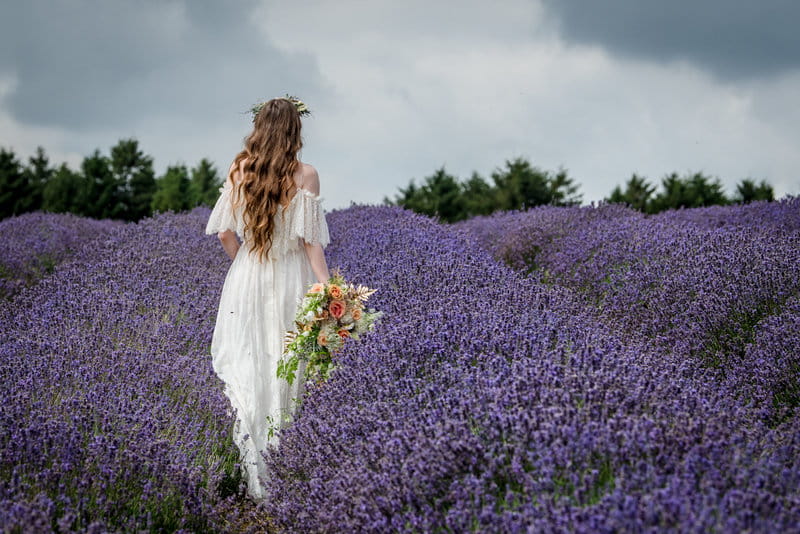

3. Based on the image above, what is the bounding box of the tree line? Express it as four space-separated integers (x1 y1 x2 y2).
0 140 223 221
607 172 773 213
385 158 582 223
2 144 780 224
387 157 776 222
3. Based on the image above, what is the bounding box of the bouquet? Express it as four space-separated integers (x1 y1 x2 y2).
278 272 382 385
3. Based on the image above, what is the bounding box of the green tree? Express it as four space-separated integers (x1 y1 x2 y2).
649 172 728 213
649 173 688 213
384 181 418 208
607 173 656 212
110 138 155 221
462 172 495 217
0 148 27 219
548 168 582 207
686 172 728 207
491 158 552 211
189 158 222 207
388 167 465 222
152 164 191 213
734 178 774 203
423 167 465 222
80 149 126 219
43 164 84 214
389 157 585 221
20 146 53 213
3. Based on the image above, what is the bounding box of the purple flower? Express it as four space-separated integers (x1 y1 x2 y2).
2 199 799 532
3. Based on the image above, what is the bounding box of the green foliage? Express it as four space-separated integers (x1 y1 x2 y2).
42 164 85 214
20 147 53 213
608 171 738 213
391 167 466 222
152 164 191 213
649 172 728 213
388 158 583 222
606 173 655 212
111 138 156 221
189 158 223 207
3 141 785 224
735 178 774 203
277 356 301 386
397 161 781 219
81 149 128 219
1 142 218 222
548 168 582 207
0 148 28 219
491 158 552 211
462 172 495 217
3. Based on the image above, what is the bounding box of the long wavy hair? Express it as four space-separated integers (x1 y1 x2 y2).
230 98 303 262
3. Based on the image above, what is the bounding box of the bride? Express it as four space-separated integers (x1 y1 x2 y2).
205 96 331 501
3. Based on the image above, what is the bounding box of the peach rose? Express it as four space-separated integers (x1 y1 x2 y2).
328 299 346 319
309 283 325 294
328 284 343 299
317 331 328 346
337 329 350 339
351 308 363 321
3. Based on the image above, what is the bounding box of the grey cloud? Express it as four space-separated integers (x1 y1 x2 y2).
542 0 800 80
0 0 324 130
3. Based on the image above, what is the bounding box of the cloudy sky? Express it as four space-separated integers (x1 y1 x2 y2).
2 0 799 209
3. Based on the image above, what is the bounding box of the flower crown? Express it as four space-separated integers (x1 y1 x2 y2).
249 94 310 121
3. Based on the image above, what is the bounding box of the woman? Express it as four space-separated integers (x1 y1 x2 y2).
205 97 331 501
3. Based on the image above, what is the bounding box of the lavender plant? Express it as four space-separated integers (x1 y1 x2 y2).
0 209 253 532
1 199 798 532
264 204 800 531
0 212 121 298
459 198 800 420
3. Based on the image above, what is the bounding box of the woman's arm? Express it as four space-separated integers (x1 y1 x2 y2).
218 230 240 261
214 160 242 261
298 164 331 283
304 241 330 283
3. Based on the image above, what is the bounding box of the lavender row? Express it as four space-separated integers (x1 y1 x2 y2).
650 197 800 233
2 202 798 531
458 198 800 420
0 212 122 298
0 209 255 532
265 205 799 532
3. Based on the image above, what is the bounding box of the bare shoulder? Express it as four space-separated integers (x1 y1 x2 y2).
299 162 321 195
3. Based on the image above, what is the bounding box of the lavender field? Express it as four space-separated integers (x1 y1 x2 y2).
1 199 799 532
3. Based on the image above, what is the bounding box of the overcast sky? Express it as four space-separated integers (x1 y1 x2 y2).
2 0 799 209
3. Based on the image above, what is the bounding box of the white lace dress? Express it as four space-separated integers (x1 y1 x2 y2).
205 176 330 500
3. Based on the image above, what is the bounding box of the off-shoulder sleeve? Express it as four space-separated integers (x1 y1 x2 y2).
204 180 238 235
291 188 330 246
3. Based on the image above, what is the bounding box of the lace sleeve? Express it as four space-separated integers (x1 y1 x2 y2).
291 188 330 246
204 180 238 235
